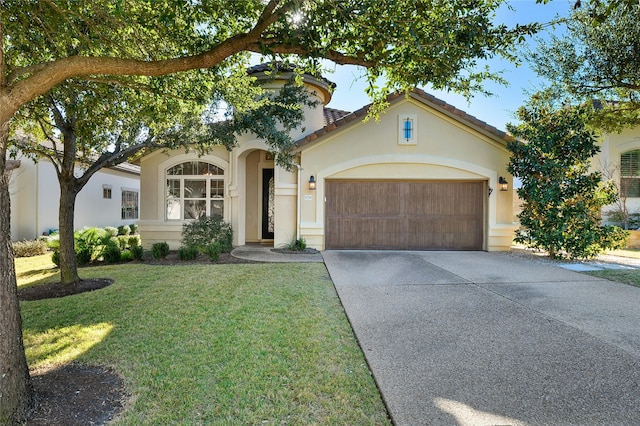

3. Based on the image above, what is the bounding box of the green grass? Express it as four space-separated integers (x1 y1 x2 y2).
605 248 640 259
584 269 640 288
18 255 389 425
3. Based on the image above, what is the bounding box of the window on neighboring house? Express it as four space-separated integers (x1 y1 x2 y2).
621 150 640 197
121 190 139 220
103 185 112 199
166 161 224 220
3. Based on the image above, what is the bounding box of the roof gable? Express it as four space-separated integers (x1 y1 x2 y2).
296 88 512 150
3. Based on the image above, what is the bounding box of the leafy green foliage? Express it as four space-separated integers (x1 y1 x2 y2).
151 242 170 260
206 241 222 262
507 98 628 258
130 245 144 261
529 2 640 131
182 216 233 254
102 240 122 264
178 245 199 261
12 240 48 258
117 225 131 236
287 237 307 251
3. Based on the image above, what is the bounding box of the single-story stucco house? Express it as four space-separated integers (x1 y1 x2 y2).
138 66 517 251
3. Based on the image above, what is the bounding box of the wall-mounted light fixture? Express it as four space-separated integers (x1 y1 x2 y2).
499 176 508 192
308 175 316 190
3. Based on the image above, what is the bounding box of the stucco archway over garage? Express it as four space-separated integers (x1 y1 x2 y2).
325 180 485 250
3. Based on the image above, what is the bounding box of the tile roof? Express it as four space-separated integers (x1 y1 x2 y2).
296 88 513 150
323 108 351 126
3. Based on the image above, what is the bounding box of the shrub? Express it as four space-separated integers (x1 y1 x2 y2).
51 250 60 267
104 226 119 237
178 245 199 261
130 245 144 260
120 250 133 262
128 235 141 248
75 227 105 263
129 223 138 234
182 216 233 253
102 239 122 263
287 237 307 251
151 241 170 259
117 236 129 250
75 246 93 265
118 225 131 236
12 239 48 257
45 234 60 250
206 241 222 262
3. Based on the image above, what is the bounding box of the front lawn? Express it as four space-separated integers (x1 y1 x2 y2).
18 255 389 424
584 269 640 288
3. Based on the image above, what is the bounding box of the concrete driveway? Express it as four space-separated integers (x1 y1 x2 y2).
323 250 640 426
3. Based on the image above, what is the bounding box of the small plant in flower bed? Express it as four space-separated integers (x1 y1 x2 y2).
130 245 144 260
118 225 131 236
102 239 122 263
151 241 170 259
12 239 48 257
206 241 222 261
178 245 199 261
104 226 119 237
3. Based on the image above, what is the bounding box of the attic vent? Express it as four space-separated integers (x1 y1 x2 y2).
398 114 417 145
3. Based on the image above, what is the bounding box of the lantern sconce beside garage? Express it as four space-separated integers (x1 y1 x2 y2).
309 175 316 190
498 176 508 192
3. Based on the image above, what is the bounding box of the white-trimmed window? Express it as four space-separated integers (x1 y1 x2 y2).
621 150 640 197
103 185 112 199
121 189 139 220
166 161 224 220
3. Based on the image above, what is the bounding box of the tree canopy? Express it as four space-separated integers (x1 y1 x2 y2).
529 0 640 131
507 96 627 259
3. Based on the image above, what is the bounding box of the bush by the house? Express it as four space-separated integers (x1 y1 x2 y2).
129 223 138 234
287 237 307 251
206 241 222 261
178 245 199 261
130 245 144 260
12 239 48 257
182 216 233 254
102 239 122 263
128 235 140 248
120 250 133 262
118 225 131 236
51 250 60 266
104 226 119 237
151 241 170 259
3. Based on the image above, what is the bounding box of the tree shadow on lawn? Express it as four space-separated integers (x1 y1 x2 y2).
18 252 258 425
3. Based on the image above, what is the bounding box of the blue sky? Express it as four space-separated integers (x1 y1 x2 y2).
322 0 574 131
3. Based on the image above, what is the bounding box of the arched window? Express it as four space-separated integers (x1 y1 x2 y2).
166 161 224 220
621 150 640 197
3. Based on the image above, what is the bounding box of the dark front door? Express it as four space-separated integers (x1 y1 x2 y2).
262 168 275 239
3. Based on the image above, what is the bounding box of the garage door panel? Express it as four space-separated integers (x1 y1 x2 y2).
326 180 484 250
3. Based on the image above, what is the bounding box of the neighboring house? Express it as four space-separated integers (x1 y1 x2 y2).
138 66 516 251
8 154 140 241
596 126 640 226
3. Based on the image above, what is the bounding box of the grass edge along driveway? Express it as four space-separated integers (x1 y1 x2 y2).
18 256 390 425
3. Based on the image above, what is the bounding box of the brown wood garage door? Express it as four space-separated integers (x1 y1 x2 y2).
325 180 484 250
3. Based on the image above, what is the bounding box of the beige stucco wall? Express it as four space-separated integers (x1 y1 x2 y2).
595 127 640 222
299 98 516 251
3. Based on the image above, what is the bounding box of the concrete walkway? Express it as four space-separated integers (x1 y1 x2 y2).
230 244 323 263
323 250 640 426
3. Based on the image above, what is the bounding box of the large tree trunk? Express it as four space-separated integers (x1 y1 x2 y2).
0 121 34 424
58 177 80 284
